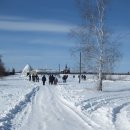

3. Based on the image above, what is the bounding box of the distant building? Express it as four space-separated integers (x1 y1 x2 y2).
61 64 70 74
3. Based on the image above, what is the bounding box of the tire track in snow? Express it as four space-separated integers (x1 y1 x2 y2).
112 102 130 123
76 94 130 129
58 97 102 129
57 84 130 129
23 85 89 130
0 86 39 130
44 85 91 129
112 103 130 130
80 95 130 114
53 85 102 129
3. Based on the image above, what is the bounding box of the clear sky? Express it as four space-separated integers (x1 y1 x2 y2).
0 0 130 72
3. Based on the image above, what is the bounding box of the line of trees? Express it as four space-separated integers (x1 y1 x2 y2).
0 55 15 77
72 0 121 91
0 55 6 77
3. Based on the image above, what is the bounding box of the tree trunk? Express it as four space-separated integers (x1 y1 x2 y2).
97 70 102 91
97 51 103 91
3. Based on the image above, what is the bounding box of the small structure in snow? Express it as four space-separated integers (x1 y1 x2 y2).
22 64 33 76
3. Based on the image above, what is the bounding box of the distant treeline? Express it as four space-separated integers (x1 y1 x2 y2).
69 72 130 75
0 69 15 77
0 55 16 77
3 71 15 76
36 71 130 75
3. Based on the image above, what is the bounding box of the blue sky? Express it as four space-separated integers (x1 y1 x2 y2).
0 0 130 72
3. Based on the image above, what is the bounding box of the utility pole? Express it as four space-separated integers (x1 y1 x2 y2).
59 64 60 73
79 52 81 83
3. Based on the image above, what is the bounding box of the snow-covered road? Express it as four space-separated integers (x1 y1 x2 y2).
0 74 130 130
19 84 88 130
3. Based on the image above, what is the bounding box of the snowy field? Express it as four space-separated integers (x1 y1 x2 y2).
0 74 130 130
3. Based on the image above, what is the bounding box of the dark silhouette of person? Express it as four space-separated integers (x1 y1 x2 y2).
62 75 68 83
49 75 51 85
35 74 39 82
29 73 31 81
84 75 86 80
32 74 35 82
54 77 58 85
42 75 46 85
49 75 55 85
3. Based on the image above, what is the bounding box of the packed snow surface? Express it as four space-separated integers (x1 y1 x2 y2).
0 74 130 130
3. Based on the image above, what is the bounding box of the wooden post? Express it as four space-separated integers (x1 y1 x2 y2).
59 64 60 73
79 52 81 83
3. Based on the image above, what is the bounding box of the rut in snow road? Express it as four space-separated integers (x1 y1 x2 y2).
19 84 89 130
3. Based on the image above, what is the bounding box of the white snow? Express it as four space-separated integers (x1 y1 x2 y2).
22 64 32 75
0 74 130 130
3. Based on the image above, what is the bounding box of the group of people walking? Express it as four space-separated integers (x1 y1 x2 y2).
28 73 58 85
49 75 58 85
29 73 39 82
28 73 87 85
42 74 58 85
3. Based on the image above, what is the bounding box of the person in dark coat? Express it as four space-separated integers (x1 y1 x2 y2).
32 74 35 82
49 75 51 85
54 77 58 85
35 74 39 82
49 75 55 85
42 75 46 85
51 75 55 84
62 75 68 83
29 73 31 81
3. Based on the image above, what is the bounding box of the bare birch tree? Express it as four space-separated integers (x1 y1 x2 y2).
73 0 121 90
